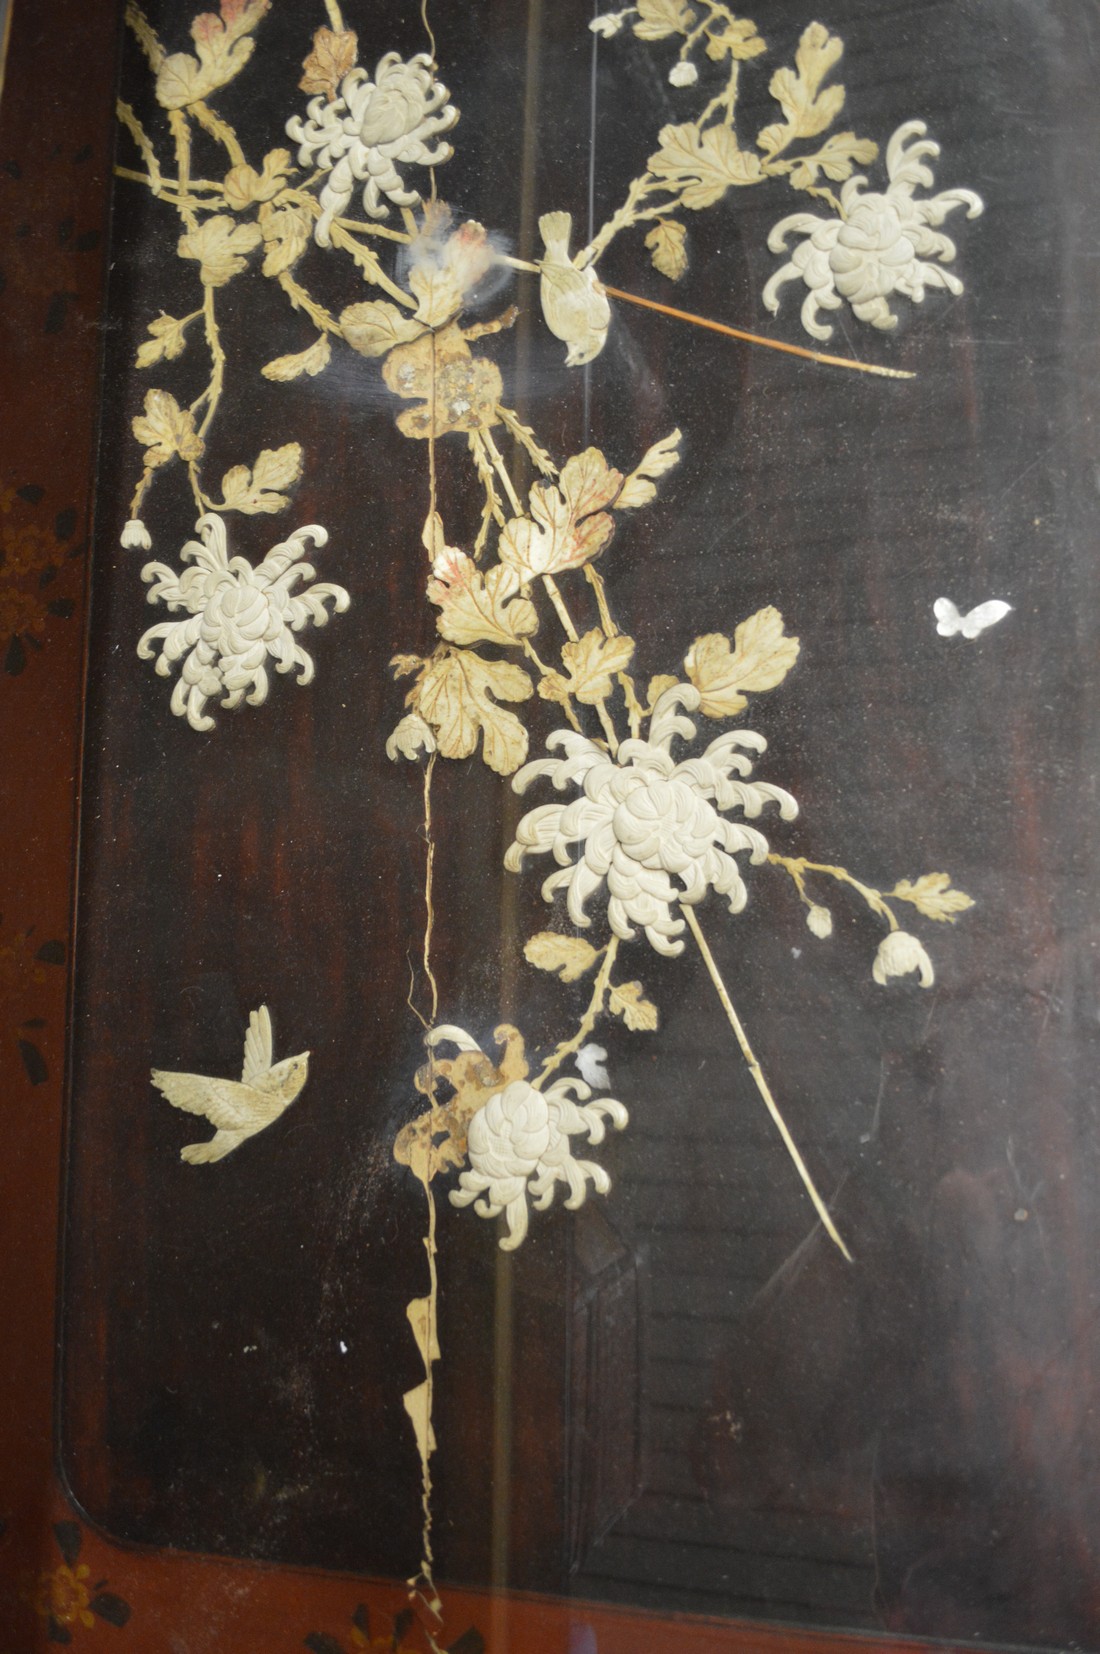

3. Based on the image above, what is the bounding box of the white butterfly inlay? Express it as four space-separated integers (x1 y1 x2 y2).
934 597 1012 640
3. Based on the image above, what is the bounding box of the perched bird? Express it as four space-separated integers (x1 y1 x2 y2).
151 1005 309 1164
537 210 611 368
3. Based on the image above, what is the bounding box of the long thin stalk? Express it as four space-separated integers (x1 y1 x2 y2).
682 903 853 1262
603 286 914 380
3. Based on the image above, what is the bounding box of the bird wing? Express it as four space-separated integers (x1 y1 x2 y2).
151 1070 265 1130
241 1005 273 1083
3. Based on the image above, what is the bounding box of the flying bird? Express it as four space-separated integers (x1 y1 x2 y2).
151 1005 309 1164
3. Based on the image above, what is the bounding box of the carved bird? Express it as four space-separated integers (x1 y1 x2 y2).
150 1005 309 1164
537 210 611 367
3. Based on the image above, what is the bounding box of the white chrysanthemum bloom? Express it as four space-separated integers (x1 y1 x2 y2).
120 518 152 551
872 930 935 988
668 60 698 87
763 121 984 341
137 514 349 731
287 53 458 246
450 1072 628 1250
505 683 797 956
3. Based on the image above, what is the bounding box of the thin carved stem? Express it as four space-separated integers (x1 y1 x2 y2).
192 100 246 168
194 285 226 442
767 853 898 930
536 939 619 1087
603 287 914 380
682 903 853 1262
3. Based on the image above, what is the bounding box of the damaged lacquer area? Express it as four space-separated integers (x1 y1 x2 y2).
150 1004 309 1162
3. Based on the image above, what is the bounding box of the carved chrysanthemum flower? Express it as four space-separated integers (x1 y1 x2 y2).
433 1022 628 1249
287 53 458 245
763 121 984 341
505 683 797 956
137 513 349 731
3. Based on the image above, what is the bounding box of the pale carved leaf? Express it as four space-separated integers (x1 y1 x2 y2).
135 313 194 369
540 629 636 707
759 23 846 154
617 429 682 509
222 147 293 212
609 980 659 1032
413 649 533 774
684 608 800 717
705 18 766 60
408 265 464 329
500 471 616 580
220 442 303 513
132 389 204 467
259 202 312 277
787 130 877 190
891 872 975 924
260 335 331 381
559 447 623 519
340 299 426 358
156 0 270 108
648 122 764 211
524 932 600 983
299 24 358 98
647 672 679 708
155 44 253 110
645 219 688 282
427 550 538 648
634 0 696 40
178 215 262 287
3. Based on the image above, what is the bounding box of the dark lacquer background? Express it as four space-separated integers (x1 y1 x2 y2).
61 0 1100 1648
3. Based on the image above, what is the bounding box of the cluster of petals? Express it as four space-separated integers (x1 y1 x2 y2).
505 683 797 956
137 513 349 731
438 1030 627 1249
872 929 934 989
287 53 457 245
763 121 984 341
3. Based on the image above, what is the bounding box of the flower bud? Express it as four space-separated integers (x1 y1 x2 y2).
806 904 833 939
120 518 151 551
872 930 934 988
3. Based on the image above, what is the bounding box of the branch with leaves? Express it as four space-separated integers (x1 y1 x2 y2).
114 2 983 1640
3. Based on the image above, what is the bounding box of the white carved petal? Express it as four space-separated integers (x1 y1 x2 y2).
564 860 605 927
766 211 831 253
499 1192 532 1248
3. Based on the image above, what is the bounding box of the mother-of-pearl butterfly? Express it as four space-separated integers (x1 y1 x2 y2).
934 597 1012 639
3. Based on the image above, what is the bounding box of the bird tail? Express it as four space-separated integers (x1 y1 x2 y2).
181 1133 240 1165
539 210 572 260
